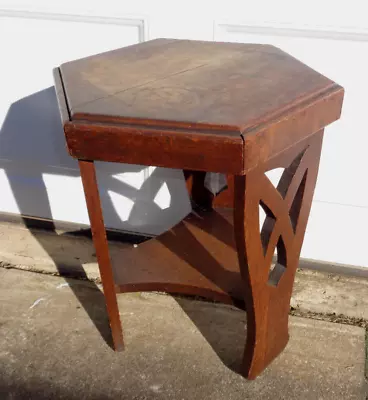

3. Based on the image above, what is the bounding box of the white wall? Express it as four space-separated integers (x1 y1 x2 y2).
0 4 192 236
0 1 367 267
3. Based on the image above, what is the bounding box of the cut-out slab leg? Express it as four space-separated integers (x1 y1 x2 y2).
79 159 124 351
234 131 323 379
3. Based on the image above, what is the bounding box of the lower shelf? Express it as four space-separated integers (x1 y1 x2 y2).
111 208 244 306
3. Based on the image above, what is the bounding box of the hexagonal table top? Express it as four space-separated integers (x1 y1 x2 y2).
58 38 339 134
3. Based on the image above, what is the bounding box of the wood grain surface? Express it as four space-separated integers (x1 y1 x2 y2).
60 39 339 133
55 39 343 173
54 39 344 379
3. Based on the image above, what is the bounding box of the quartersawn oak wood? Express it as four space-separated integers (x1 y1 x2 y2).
111 207 241 303
65 123 244 174
60 39 338 132
62 86 341 174
55 38 343 174
53 38 345 380
233 131 323 379
106 131 323 379
78 160 124 351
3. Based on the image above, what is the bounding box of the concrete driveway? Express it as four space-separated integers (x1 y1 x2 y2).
0 268 366 399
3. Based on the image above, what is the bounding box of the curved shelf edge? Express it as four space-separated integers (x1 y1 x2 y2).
110 208 246 309
115 282 245 310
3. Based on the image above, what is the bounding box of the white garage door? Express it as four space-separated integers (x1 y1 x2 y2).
0 1 367 268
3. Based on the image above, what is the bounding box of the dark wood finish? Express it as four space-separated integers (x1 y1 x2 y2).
234 131 323 379
65 122 244 174
55 39 343 174
241 88 343 172
53 39 344 379
78 160 124 351
184 171 235 210
62 86 342 174
61 86 342 174
60 39 337 132
112 207 241 302
184 170 214 210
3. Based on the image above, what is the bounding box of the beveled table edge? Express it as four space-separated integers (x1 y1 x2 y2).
53 67 344 175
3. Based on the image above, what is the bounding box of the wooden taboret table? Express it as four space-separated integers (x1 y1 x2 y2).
54 39 344 379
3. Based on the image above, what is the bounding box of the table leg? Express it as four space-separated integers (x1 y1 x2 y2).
78 159 124 351
234 130 323 379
